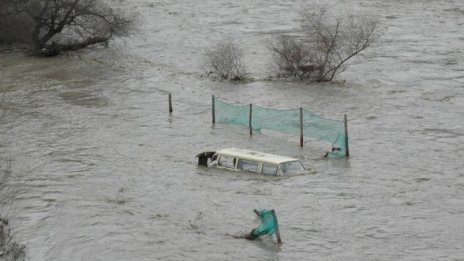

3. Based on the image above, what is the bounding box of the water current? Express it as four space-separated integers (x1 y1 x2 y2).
1 0 463 260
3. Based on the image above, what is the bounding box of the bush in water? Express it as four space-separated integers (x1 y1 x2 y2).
269 5 381 82
204 39 248 82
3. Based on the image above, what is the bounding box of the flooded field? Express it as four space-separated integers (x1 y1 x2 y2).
1 0 464 260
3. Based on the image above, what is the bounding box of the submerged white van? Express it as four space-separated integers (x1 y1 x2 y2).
197 148 309 176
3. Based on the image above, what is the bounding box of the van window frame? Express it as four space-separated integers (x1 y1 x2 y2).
217 155 237 169
261 163 278 175
236 159 259 173
277 160 306 175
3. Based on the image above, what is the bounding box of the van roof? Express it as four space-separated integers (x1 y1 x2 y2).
215 148 299 165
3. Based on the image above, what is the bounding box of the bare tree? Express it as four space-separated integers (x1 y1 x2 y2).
0 0 34 46
269 6 380 82
205 39 248 81
268 34 316 79
1 0 132 56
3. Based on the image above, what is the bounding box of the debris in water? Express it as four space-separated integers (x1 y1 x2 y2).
189 211 204 229
245 209 282 243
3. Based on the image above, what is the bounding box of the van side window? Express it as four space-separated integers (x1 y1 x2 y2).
262 164 277 175
218 156 236 169
279 160 306 175
237 159 258 173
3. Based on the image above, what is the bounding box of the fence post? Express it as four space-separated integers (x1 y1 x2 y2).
249 104 253 136
212 95 216 124
271 209 282 243
344 114 349 157
300 107 304 147
168 93 173 113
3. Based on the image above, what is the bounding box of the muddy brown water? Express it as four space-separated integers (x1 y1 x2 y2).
1 0 464 260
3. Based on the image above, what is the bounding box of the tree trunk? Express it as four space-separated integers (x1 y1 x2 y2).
31 23 43 51
35 36 110 56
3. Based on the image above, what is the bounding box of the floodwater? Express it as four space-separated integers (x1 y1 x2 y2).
1 0 464 260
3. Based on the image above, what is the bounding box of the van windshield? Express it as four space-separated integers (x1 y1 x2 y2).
278 161 306 175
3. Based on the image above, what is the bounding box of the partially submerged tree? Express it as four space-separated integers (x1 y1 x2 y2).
205 40 248 81
269 6 380 82
268 34 315 80
1 0 132 56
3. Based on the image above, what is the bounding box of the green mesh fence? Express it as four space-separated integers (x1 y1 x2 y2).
216 97 347 158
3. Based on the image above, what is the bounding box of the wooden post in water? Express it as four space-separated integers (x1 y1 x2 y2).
344 114 350 157
168 93 173 113
249 104 253 136
271 209 282 243
300 107 304 147
275 226 282 243
212 95 216 124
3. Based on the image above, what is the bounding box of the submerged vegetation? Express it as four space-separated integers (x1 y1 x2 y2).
269 6 380 82
204 5 381 83
204 39 248 82
0 162 25 261
0 218 25 261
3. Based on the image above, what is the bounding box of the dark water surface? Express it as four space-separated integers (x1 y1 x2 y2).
1 0 464 260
